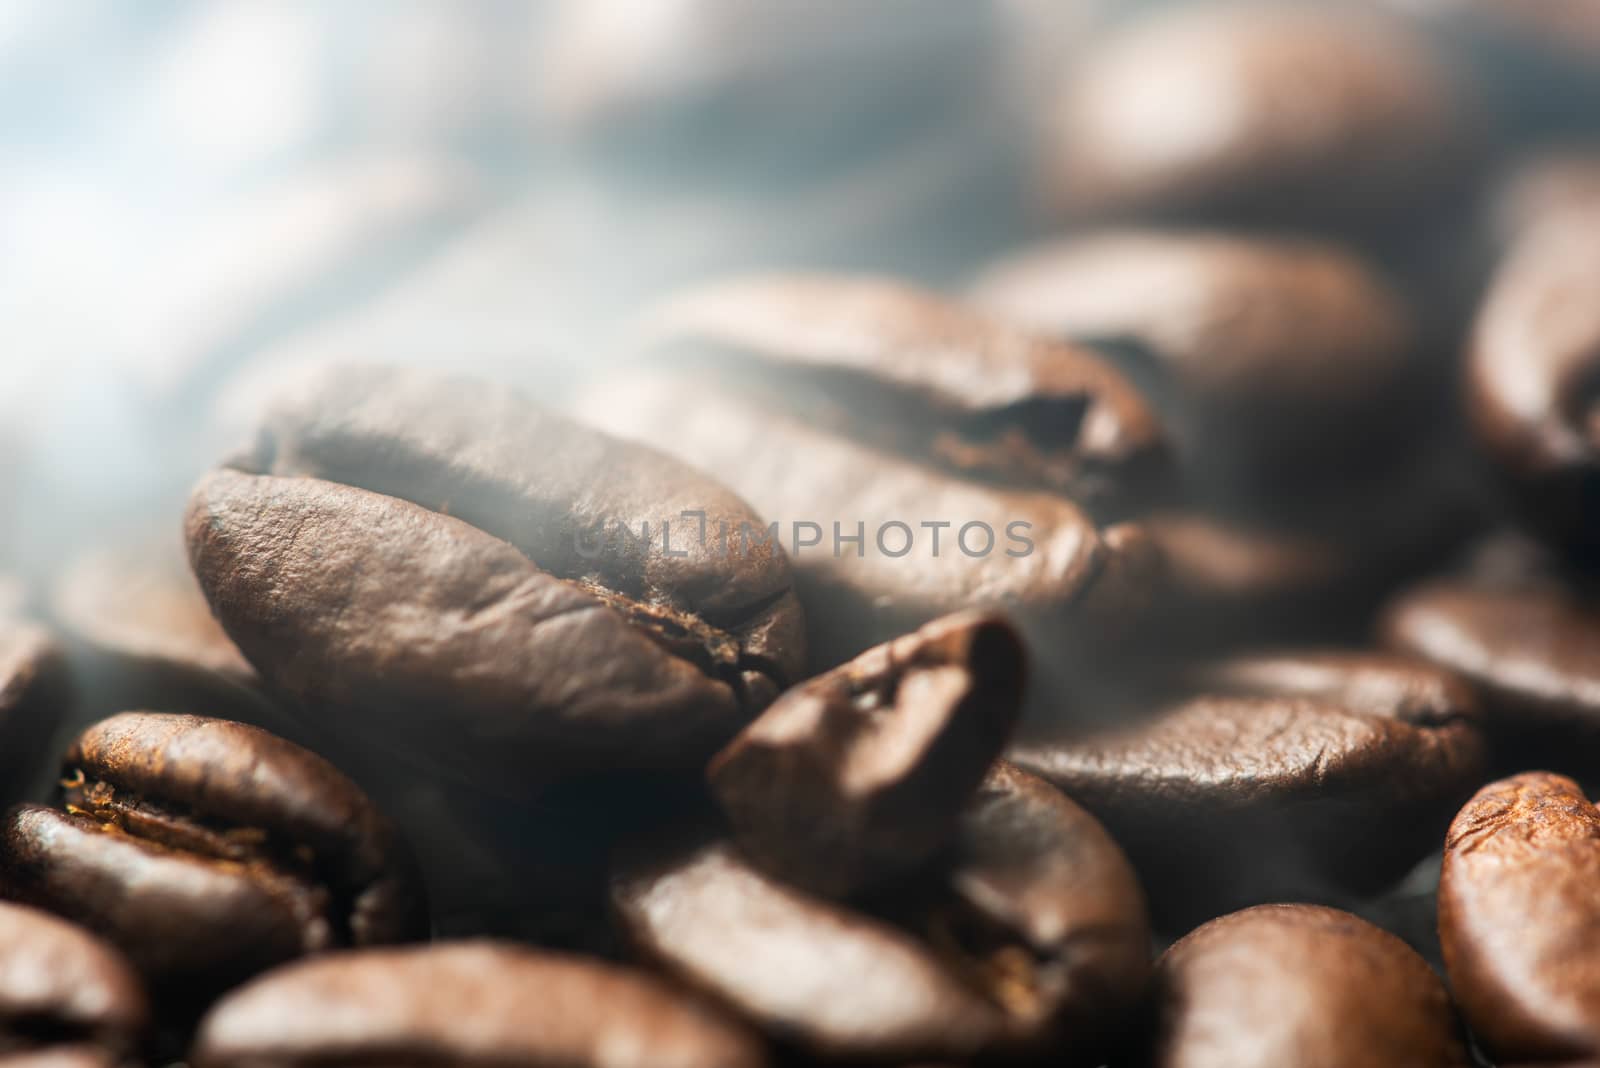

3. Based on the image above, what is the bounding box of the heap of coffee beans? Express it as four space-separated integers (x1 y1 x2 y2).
2 2 1599 1065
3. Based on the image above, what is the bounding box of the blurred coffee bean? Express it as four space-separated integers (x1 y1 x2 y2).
1043 4 1471 230
1489 151 1600 246
0 901 148 1065
614 761 1148 1063
1382 534 1600 773
1126 903 1468 1068
186 365 805 796
972 230 1418 494
1467 205 1600 554
710 612 1024 898
0 622 68 804
49 532 280 730
0 713 426 1010
533 1 1004 179
1012 650 1486 927
1439 773 1600 1063
633 274 1170 517
576 275 1166 672
191 941 768 1068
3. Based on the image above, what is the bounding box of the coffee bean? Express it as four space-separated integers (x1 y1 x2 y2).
972 230 1417 494
185 365 805 795
1467 204 1600 554
190 941 768 1068
1011 650 1486 926
0 901 148 1064
632 274 1169 518
1043 4 1471 229
576 275 1165 672
1439 773 1600 1063
0 712 426 1008
1382 536 1600 772
0 622 68 805
613 761 1148 1062
1126 904 1468 1068
709 611 1025 898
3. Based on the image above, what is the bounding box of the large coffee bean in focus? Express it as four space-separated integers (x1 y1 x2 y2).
614 761 1149 1064
186 365 806 796
0 900 149 1065
1125 904 1468 1068
1468 205 1600 555
1439 773 1600 1063
191 942 768 1068
0 712 427 1009
1012 650 1486 926
1044 4 1472 230
576 275 1166 673
709 611 1024 898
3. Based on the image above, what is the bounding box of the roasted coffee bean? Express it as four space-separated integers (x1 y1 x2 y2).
1012 650 1486 926
1383 536 1600 772
1467 204 1600 554
191 941 768 1068
50 533 279 729
0 712 426 1008
614 761 1148 1063
709 611 1024 898
576 275 1165 672
0 623 68 804
1439 773 1600 1063
1125 904 1469 1068
0 901 148 1065
1044 4 1470 229
632 274 1169 516
972 230 1417 493
186 365 805 795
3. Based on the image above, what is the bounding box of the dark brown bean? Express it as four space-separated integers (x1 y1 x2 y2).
0 712 426 1007
1468 205 1600 554
1127 904 1468 1068
0 901 148 1064
614 761 1148 1063
191 942 768 1068
973 230 1416 490
709 611 1024 897
1044 5 1470 229
1439 773 1600 1063
1382 536 1600 772
186 365 806 795
1012 650 1486 926
575 276 1165 675
633 274 1169 517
